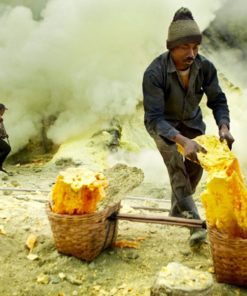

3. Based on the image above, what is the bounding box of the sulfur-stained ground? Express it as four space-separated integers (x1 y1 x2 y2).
0 162 246 296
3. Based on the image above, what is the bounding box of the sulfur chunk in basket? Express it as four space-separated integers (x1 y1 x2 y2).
51 167 108 215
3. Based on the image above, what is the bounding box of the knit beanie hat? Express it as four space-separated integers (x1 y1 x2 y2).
166 7 202 50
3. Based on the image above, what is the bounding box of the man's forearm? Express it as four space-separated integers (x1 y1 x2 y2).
219 123 229 130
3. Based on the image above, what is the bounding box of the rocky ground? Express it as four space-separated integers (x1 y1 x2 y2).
0 161 246 296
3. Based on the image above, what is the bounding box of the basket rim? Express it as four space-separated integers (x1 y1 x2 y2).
208 225 247 242
45 200 120 219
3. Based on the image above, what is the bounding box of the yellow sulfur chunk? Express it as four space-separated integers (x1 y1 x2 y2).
25 233 37 251
195 135 242 180
178 135 247 237
193 135 247 238
51 167 108 215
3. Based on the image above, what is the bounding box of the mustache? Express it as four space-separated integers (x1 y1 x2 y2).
184 57 195 62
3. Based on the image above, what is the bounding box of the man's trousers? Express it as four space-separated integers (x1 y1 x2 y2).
0 138 11 169
152 126 203 219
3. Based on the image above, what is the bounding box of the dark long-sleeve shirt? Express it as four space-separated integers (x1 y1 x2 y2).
142 51 230 140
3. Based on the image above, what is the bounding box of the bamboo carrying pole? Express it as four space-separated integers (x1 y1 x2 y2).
0 187 206 229
110 213 206 229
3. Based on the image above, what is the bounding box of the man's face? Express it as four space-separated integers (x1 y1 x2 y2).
171 43 199 70
0 109 5 116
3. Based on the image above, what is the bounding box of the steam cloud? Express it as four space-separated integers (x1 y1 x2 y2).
4 0 247 183
201 0 247 172
0 0 224 154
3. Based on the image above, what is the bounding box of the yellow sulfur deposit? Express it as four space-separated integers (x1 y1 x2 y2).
193 135 247 238
51 167 108 215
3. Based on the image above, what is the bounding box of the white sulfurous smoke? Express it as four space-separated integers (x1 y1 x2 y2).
200 0 247 175
0 0 224 148
3 0 244 183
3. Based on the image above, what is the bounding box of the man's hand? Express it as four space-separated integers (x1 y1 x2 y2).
183 139 207 163
219 124 234 150
172 133 207 163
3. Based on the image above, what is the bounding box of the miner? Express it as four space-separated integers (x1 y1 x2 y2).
0 103 11 174
142 7 234 247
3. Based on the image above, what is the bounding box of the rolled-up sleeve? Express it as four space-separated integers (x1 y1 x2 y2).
142 70 179 140
203 61 230 128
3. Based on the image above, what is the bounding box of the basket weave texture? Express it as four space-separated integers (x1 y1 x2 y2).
46 202 120 262
208 226 247 286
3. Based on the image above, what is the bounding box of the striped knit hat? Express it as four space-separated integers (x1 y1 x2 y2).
166 8 202 50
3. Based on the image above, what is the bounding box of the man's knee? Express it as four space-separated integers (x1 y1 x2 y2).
0 141 11 155
152 135 178 162
6 144 11 154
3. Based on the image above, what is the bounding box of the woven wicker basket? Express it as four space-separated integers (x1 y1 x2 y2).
46 202 120 262
208 226 247 286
